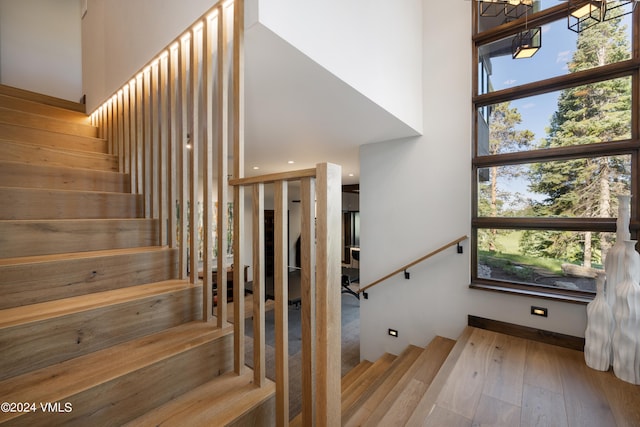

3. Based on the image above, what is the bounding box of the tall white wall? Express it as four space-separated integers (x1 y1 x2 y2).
359 0 587 361
257 0 423 134
81 0 216 111
0 0 82 102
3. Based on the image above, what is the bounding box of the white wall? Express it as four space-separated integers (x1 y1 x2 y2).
358 0 587 361
257 0 423 134
81 0 216 111
0 0 82 101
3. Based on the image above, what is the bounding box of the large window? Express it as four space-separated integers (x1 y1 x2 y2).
472 1 640 302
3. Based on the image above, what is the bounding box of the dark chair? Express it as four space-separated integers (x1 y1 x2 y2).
342 274 359 299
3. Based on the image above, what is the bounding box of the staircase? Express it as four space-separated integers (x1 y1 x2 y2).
0 86 275 426
288 332 459 426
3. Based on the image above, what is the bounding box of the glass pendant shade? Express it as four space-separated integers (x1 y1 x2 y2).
512 27 541 59
568 0 604 33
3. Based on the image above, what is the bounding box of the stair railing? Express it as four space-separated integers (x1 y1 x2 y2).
230 164 342 427
89 0 341 424
358 235 468 298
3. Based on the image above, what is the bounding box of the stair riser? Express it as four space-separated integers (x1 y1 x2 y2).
0 285 202 381
0 219 158 258
0 123 107 153
0 161 128 192
226 396 276 427
1 332 232 426
0 249 179 309
0 108 97 138
0 140 117 171
0 85 85 113
0 188 142 220
0 94 90 125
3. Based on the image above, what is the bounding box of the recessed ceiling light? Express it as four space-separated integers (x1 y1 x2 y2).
253 166 260 170
287 160 295 164
348 173 354 177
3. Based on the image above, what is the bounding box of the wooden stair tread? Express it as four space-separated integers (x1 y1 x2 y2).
0 218 158 257
0 137 109 158
0 321 232 424
0 106 97 137
0 84 86 113
342 360 374 391
0 93 90 124
0 160 128 192
341 352 397 415
0 186 141 220
343 345 424 425
0 279 195 328
0 139 116 171
362 336 456 427
125 369 276 426
0 124 107 153
405 326 474 426
0 246 169 266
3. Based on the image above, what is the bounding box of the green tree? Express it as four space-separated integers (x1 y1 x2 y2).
522 18 631 267
479 102 533 251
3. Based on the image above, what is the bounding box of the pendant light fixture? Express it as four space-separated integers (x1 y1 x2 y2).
512 5 541 59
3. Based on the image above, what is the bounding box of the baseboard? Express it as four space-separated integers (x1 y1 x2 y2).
468 315 585 352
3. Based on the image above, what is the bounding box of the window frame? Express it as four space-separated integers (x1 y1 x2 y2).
471 1 640 303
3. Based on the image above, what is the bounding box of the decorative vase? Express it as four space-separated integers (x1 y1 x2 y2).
585 272 614 371
604 195 631 310
611 240 640 385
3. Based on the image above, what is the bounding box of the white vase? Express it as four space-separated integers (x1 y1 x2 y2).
611 240 640 384
585 272 614 371
604 195 631 310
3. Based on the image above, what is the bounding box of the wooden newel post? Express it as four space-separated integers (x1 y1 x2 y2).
315 162 342 426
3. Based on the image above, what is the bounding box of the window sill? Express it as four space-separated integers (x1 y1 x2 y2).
469 280 592 305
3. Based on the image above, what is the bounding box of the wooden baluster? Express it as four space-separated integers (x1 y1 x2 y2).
135 74 144 198
122 85 131 180
252 183 266 386
190 23 203 286
106 99 113 155
232 0 245 374
128 80 137 199
179 35 190 280
151 61 160 220
159 52 169 247
315 163 342 427
274 180 289 425
217 2 229 329
202 15 214 322
116 89 124 173
301 176 317 426
142 67 152 219
168 43 180 250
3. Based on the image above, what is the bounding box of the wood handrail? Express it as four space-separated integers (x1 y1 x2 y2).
229 168 317 186
358 235 468 294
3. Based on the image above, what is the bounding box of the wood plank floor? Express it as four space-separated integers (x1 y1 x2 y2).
420 327 640 427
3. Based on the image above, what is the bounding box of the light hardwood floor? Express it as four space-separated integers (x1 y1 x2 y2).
415 327 640 427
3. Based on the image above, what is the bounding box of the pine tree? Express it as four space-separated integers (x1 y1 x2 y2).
478 102 533 251
523 17 631 267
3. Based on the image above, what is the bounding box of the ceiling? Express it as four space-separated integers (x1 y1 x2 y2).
243 24 421 185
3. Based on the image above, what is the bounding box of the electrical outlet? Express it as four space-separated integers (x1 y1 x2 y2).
388 328 398 337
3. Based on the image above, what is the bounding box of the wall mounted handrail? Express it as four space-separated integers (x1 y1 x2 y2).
358 235 468 295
